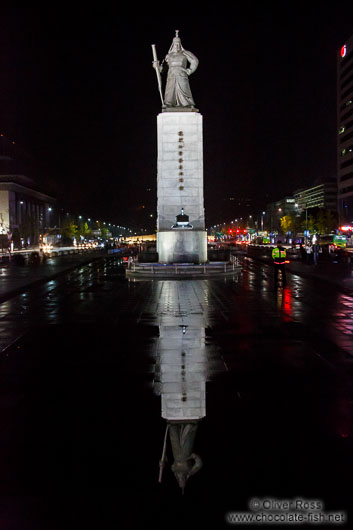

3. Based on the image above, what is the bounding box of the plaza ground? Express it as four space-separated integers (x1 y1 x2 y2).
0 252 352 528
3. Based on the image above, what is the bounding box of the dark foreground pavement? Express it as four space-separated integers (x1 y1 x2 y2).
0 254 352 529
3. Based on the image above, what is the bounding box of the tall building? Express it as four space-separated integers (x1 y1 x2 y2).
0 174 54 245
293 179 337 213
337 33 353 223
0 137 55 245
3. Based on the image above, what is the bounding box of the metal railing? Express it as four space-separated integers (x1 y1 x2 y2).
128 257 241 276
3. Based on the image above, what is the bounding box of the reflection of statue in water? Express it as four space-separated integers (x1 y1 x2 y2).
152 30 199 108
153 296 207 493
159 421 203 493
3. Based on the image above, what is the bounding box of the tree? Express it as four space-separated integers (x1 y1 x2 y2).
305 213 317 233
316 209 337 234
280 213 301 235
75 221 91 242
300 208 338 235
61 217 78 244
100 226 109 240
280 215 293 234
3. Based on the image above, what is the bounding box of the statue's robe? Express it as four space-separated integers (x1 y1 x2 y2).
164 50 198 107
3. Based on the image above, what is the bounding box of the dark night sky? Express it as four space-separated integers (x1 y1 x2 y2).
2 8 353 229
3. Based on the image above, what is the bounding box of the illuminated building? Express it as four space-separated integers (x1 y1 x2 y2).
0 139 55 245
293 180 337 213
337 33 353 222
0 174 54 243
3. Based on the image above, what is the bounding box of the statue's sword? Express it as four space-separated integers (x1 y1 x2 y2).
151 44 164 106
158 424 169 483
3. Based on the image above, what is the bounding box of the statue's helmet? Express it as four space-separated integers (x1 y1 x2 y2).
171 461 190 492
169 30 184 52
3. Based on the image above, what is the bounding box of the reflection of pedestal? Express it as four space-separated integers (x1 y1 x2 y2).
157 111 206 263
158 324 206 421
157 230 207 263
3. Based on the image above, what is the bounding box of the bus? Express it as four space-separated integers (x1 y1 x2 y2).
319 234 346 250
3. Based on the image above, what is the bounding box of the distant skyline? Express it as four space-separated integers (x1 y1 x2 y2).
2 9 353 228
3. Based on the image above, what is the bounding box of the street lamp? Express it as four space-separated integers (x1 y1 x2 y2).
304 207 309 245
261 211 265 231
47 207 52 230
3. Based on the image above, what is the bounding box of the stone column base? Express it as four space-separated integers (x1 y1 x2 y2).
157 230 207 263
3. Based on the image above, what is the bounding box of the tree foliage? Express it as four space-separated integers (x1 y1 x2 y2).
75 221 91 241
281 208 338 235
280 215 294 234
280 214 301 234
100 227 109 240
61 218 93 243
61 218 78 242
302 208 338 234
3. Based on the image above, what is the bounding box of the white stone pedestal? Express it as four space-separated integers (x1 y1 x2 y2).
156 111 206 263
157 230 207 263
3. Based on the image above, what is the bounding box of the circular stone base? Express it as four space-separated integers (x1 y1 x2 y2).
125 261 241 279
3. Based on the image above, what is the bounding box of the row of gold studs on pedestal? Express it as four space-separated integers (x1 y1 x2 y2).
178 131 184 190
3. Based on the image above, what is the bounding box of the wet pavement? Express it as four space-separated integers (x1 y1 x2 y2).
0 250 105 303
0 254 353 528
